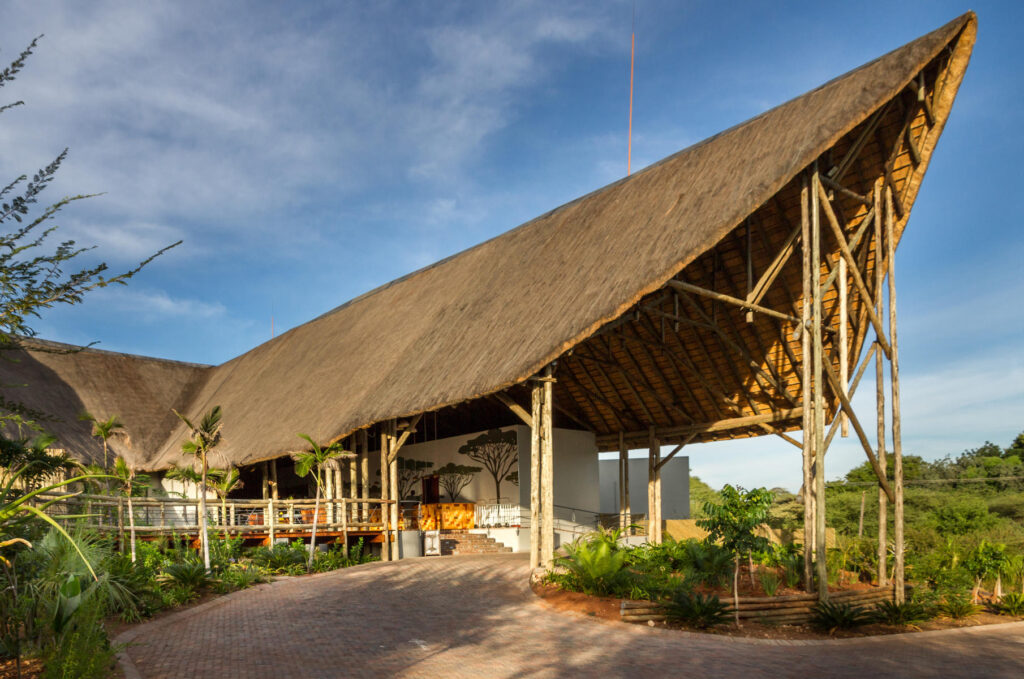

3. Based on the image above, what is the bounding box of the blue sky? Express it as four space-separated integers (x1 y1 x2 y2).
0 1 1020 490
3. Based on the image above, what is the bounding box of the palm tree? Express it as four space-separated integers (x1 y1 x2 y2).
293 433 352 570
173 406 223 571
79 412 124 471
112 456 150 563
208 467 243 538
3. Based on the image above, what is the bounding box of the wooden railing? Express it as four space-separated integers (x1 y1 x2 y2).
33 493 394 540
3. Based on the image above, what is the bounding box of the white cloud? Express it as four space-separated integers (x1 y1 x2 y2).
90 287 225 320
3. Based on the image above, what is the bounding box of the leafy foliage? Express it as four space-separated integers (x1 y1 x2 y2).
159 559 212 590
809 600 872 632
556 532 632 596
663 590 730 629
872 599 931 626
938 593 977 619
758 568 781 597
995 592 1024 616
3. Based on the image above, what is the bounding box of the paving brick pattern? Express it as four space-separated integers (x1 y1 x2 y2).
119 553 1024 679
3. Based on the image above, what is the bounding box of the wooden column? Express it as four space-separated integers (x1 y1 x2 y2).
388 419 400 559
270 458 279 500
886 186 906 603
261 462 269 500
359 429 369 523
800 173 815 591
874 179 888 588
348 435 357 521
380 423 391 562
811 170 828 600
839 257 850 437
530 378 543 570
325 466 335 524
619 432 630 533
648 427 661 544
540 366 555 568
654 444 663 544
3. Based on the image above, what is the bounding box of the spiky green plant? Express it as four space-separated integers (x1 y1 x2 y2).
663 589 730 629
809 600 871 633
556 535 631 596
174 406 223 571
293 433 352 571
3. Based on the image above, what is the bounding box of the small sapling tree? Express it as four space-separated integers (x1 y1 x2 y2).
293 434 352 570
436 462 481 502
458 428 517 503
112 456 149 563
174 406 223 571
965 540 1008 603
697 485 774 626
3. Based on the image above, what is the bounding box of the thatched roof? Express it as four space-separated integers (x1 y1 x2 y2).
0 340 209 466
1 13 976 469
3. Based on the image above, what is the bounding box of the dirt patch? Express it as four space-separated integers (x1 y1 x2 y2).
532 582 622 623
0 657 43 679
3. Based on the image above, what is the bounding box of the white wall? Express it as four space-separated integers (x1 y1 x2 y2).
392 425 601 551
598 456 690 519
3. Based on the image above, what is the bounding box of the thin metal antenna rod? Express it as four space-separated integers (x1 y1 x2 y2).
627 2 636 176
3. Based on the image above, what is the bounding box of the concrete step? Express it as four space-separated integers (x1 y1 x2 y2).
439 530 513 555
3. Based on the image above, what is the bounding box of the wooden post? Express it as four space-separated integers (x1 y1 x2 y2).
229 502 236 533
812 170 828 600
160 501 165 531
270 458 279 500
654 444 663 544
648 427 659 544
268 497 275 544
348 438 357 515
341 498 349 558
839 257 850 437
800 173 815 592
325 466 335 525
874 179 889 588
380 423 391 562
530 378 543 570
540 365 555 568
261 462 269 500
618 432 626 531
360 429 369 523
886 185 906 603
388 419 400 560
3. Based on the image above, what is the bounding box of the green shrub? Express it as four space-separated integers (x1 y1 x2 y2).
663 590 730 629
938 593 977 619
214 564 265 593
676 540 733 588
781 552 803 589
162 583 199 608
872 599 930 626
758 568 781 597
249 541 308 573
809 600 871 633
995 592 1024 616
160 560 212 590
556 535 631 596
42 597 117 679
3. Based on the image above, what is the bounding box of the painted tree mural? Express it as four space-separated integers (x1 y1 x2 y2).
458 429 518 503
436 462 481 502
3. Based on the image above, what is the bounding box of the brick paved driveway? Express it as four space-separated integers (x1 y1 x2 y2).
118 553 1024 679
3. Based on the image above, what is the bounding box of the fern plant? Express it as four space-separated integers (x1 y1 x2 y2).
159 560 212 590
556 536 631 596
809 600 871 633
872 599 930 626
995 592 1024 616
663 589 730 629
938 593 978 619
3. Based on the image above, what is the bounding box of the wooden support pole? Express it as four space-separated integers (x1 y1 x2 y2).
261 462 269 500
886 186 906 603
380 422 391 562
618 432 627 532
270 458 279 500
816 180 892 358
823 361 895 503
874 179 889 589
648 427 661 544
530 378 543 570
839 256 850 437
812 170 828 600
268 497 275 544
667 279 801 324
348 437 357 503
494 392 533 427
800 173 815 592
540 366 555 568
359 429 369 523
389 419 400 560
341 498 349 558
